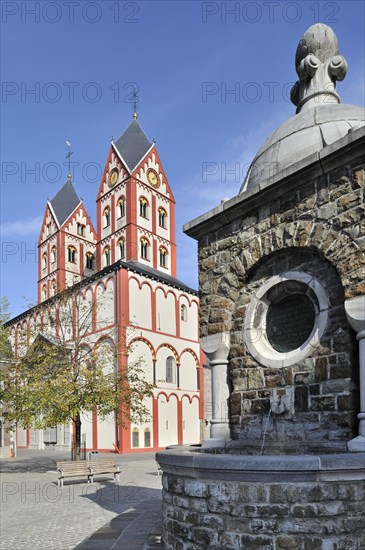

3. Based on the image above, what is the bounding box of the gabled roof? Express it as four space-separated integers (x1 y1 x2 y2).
49 181 81 226
113 119 152 171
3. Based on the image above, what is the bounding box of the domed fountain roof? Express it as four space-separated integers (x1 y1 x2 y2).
240 24 365 193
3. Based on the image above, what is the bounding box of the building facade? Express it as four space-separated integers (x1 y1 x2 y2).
158 24 365 550
6 117 204 453
184 24 365 453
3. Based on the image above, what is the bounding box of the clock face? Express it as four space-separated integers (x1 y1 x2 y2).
147 169 160 188
108 168 119 187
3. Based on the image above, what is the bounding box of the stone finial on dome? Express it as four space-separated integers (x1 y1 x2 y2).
290 24 348 114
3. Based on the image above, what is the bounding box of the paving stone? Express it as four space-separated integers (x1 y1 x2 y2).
0 449 162 550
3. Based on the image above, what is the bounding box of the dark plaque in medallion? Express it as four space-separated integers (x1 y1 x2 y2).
266 294 315 353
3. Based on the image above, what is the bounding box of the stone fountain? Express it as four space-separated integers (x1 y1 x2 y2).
157 24 365 549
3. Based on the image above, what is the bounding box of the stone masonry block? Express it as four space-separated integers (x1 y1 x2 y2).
310 396 336 411
191 527 217 547
199 513 224 531
184 479 209 498
217 531 241 550
240 534 274 549
276 535 302 550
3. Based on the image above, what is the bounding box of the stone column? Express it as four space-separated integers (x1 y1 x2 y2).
345 296 365 452
201 332 230 447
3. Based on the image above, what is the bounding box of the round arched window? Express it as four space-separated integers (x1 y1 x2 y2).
244 272 329 368
166 356 176 383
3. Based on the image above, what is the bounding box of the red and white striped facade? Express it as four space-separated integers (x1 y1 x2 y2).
6 118 204 453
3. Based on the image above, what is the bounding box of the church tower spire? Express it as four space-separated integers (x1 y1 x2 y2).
96 117 177 276
38 168 97 303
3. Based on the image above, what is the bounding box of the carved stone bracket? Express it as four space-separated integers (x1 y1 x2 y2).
345 296 365 452
201 332 231 447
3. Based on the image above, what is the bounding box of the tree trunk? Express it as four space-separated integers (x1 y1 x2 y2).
73 413 82 461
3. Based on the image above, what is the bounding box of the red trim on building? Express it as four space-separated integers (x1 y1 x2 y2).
151 193 157 235
177 399 183 444
152 396 159 450
175 300 180 338
10 128 204 456
126 178 138 262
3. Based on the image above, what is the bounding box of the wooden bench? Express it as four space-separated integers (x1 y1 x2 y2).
88 459 120 484
57 459 120 487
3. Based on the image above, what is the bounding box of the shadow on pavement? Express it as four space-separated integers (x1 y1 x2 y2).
75 481 162 549
1 449 163 549
0 453 70 473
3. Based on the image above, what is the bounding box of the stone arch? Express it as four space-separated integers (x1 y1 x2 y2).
94 336 117 376
179 348 199 366
204 215 364 338
129 336 155 360
230 246 355 372
94 335 116 351
156 344 179 386
156 343 179 363
155 285 178 301
236 246 347 316
179 349 199 391
235 218 363 295
127 337 155 384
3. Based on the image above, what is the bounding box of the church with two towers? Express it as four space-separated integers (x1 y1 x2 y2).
6 115 204 453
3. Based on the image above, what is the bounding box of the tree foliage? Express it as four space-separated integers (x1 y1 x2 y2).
0 297 13 361
1 288 154 455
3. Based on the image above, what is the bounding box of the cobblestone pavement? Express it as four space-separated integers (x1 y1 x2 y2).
0 449 162 550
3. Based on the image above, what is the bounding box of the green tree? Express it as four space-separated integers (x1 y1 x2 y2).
0 297 13 361
2 287 154 459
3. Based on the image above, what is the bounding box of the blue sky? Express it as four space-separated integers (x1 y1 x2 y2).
1 0 364 317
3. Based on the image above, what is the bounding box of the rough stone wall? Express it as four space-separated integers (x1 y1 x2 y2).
230 248 358 450
162 473 365 550
198 164 364 449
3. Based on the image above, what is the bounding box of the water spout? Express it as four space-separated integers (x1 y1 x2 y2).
260 409 272 455
261 393 291 454
270 395 287 415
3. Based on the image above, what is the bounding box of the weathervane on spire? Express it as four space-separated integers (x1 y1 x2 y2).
132 89 139 120
66 141 73 182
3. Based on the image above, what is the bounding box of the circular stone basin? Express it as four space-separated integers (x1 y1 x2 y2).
157 448 365 549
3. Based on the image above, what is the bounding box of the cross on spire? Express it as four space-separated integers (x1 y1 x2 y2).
132 89 139 119
65 141 73 181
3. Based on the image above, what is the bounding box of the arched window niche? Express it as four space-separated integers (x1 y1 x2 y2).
159 246 168 268
103 206 111 228
118 238 125 260
144 428 151 447
68 246 76 263
139 197 149 218
140 238 150 260
132 428 140 448
180 304 188 322
117 197 125 219
103 247 111 267
166 355 176 384
158 207 167 228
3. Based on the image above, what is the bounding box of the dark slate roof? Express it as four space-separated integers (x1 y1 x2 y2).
49 181 81 226
126 261 198 294
113 120 152 171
